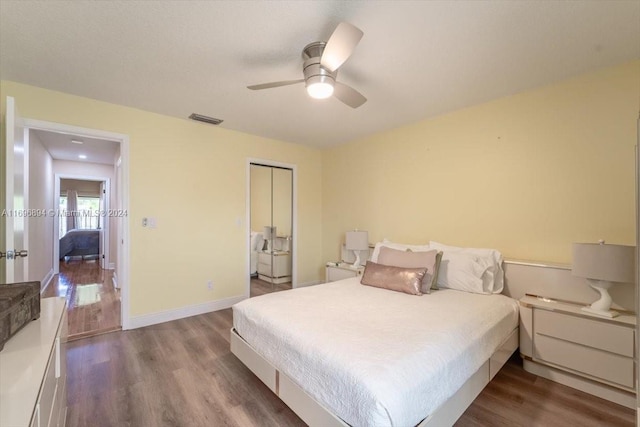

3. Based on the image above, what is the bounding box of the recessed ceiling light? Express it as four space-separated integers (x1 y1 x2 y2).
78 154 87 159
71 140 84 145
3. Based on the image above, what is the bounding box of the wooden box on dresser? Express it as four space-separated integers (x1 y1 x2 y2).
519 294 636 409
0 297 68 427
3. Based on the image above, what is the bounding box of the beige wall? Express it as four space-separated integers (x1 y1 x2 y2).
322 60 639 264
1 80 324 318
28 130 54 286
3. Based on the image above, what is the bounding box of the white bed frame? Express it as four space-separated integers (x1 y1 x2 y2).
231 326 517 427
230 259 618 426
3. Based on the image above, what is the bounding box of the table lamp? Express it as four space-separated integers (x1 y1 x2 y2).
571 241 635 318
346 230 369 268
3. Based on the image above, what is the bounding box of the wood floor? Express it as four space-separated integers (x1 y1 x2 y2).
65 308 635 427
250 276 292 297
43 259 121 340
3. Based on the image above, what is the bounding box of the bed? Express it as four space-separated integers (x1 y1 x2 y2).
232 240 519 426
59 229 100 259
250 231 264 275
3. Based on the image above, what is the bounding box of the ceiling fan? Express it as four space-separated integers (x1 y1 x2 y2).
247 22 367 108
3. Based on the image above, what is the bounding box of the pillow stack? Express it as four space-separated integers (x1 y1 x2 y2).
429 241 504 294
360 239 504 296
361 240 441 295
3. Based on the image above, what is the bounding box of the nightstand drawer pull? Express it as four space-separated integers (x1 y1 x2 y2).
534 310 633 357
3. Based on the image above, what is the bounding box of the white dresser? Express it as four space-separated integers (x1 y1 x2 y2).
0 297 68 427
519 295 635 408
258 251 292 284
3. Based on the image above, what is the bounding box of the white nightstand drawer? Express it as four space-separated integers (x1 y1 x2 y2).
534 334 634 388
534 309 634 357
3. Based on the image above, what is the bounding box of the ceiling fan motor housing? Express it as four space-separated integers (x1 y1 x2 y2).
302 42 336 88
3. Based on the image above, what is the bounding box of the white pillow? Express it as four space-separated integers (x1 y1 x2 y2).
429 241 504 293
437 251 492 294
371 239 431 263
250 232 264 251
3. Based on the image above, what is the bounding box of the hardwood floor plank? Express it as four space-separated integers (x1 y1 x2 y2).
43 259 121 339
65 288 635 426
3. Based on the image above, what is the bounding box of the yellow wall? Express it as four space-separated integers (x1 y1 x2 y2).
1 81 323 317
322 60 639 264
2 59 637 318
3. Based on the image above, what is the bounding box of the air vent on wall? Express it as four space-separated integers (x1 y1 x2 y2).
189 113 223 125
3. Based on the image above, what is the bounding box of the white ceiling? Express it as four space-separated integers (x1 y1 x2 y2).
1 1 639 148
31 129 119 166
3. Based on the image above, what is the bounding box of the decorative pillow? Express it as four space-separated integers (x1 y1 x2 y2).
360 261 427 295
429 241 504 294
436 251 492 294
377 246 442 293
370 239 431 263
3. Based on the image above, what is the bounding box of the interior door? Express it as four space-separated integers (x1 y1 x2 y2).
99 181 105 269
1 96 29 284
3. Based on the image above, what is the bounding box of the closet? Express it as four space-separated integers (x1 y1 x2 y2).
250 164 293 286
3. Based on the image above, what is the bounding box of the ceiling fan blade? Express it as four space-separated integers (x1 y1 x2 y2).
320 22 363 72
333 82 367 108
247 79 304 90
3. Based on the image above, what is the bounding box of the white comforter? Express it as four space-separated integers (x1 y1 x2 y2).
233 278 519 427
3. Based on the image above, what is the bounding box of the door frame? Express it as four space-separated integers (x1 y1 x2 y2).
246 158 297 297
23 118 132 330
54 174 111 271
2 96 29 283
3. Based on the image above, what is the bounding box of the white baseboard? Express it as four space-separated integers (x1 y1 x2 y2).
112 271 118 289
40 269 55 294
295 280 322 288
129 294 246 329
107 262 115 270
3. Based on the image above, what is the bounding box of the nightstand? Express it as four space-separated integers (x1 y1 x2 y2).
258 251 292 284
519 294 636 409
325 262 365 283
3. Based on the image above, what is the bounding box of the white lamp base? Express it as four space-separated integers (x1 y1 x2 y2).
582 280 619 318
352 251 362 269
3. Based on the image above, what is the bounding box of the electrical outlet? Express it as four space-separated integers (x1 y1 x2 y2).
207 280 213 290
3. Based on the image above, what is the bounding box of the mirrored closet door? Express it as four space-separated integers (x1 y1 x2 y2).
250 163 292 295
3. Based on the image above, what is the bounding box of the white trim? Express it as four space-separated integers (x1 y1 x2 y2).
504 259 569 270
107 262 115 270
22 126 30 282
129 295 246 329
246 158 298 297
112 271 118 289
22 118 131 331
54 174 110 272
39 268 54 294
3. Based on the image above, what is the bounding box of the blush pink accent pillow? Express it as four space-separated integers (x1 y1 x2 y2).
360 261 426 295
377 246 440 293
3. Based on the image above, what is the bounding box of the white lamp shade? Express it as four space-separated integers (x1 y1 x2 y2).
572 242 635 284
345 230 369 251
263 226 276 240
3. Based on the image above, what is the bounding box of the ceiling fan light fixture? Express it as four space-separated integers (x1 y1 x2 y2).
306 75 334 99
